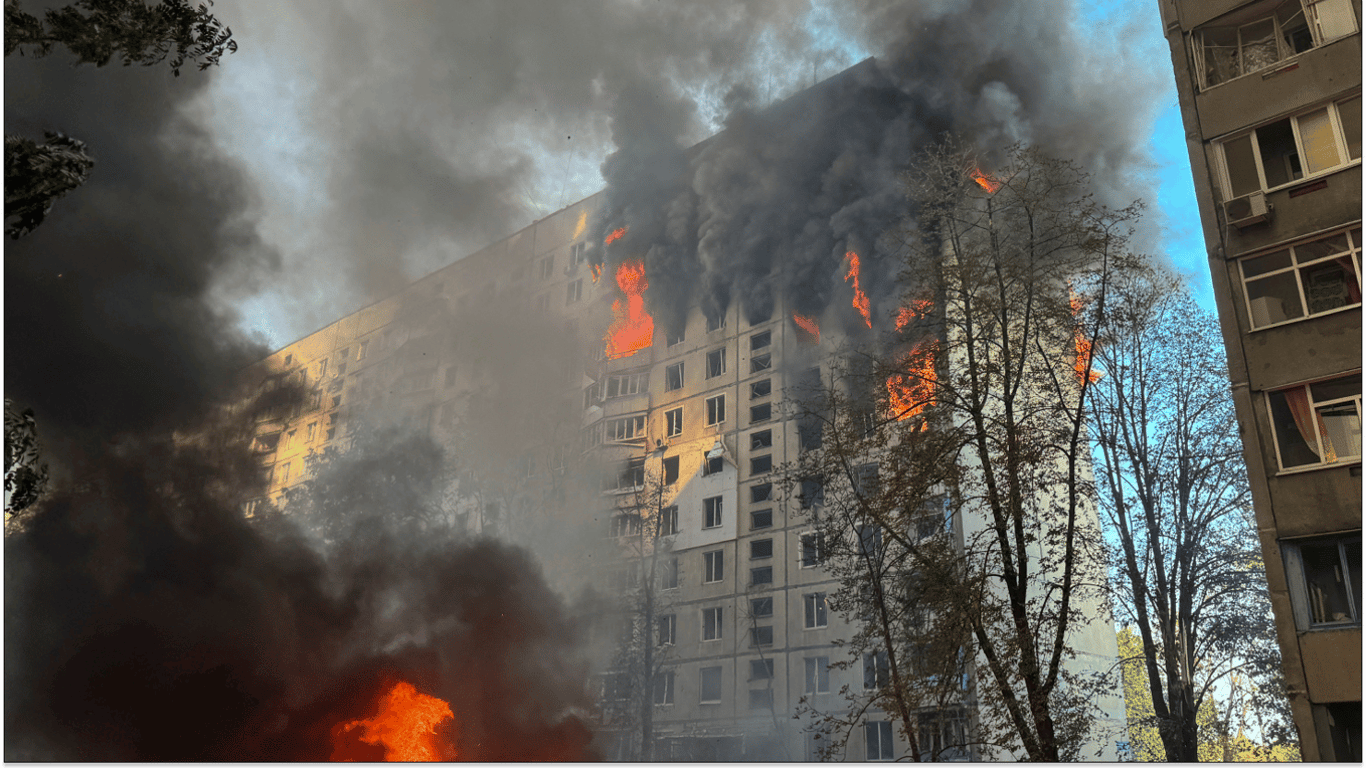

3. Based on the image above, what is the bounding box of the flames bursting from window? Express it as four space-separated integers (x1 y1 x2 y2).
604 258 655 359
589 262 602 284
971 167 1002 194
604 226 627 245
889 297 938 424
895 297 934 331
793 312 820 344
331 680 456 762
844 251 872 328
1070 292 1102 384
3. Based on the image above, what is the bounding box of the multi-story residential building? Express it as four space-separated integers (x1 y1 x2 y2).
238 64 1126 761
1157 0 1361 760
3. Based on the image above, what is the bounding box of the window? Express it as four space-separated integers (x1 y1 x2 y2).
750 379 771 399
804 592 829 628
599 672 629 703
1194 0 1356 89
609 513 642 538
1267 374 1361 469
1219 96 1361 197
665 362 684 391
751 455 772 475
282 429 294 449
665 407 683 437
356 341 368 361
1241 228 1361 328
750 430 772 450
317 358 328 378
707 394 726 425
700 666 722 703
751 596 773 617
703 606 723 639
865 721 894 761
334 362 347 378
858 524 884 560
602 414 647 443
663 456 680 485
750 566 773 586
750 625 774 646
704 550 724 583
653 670 675 705
602 458 646 492
539 255 554 279
570 241 589 266
662 557 679 590
805 657 831 694
666 326 685 346
863 651 890 690
751 509 772 530
750 403 771 423
658 614 677 646
750 330 771 350
750 658 774 680
750 354 772 373
798 418 823 452
801 532 826 568
706 348 726 378
660 505 679 536
306 422 317 441
604 370 648 398
750 539 773 559
751 483 773 503
800 479 824 508
920 711 970 761
707 313 725 332
704 496 723 528
1284 535 1361 627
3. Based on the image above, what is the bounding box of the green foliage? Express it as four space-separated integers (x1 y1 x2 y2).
4 399 49 524
5 0 237 75
4 132 95 239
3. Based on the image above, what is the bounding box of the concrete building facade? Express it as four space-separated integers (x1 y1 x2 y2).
1157 0 1362 759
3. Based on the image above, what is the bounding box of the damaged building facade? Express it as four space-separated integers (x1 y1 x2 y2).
1158 0 1361 760
239 63 1125 761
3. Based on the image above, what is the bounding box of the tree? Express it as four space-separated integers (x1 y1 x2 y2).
4 399 50 529
792 142 1144 761
1089 270 1297 761
4 0 237 239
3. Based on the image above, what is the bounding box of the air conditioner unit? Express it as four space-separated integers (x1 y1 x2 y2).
1225 190 1272 229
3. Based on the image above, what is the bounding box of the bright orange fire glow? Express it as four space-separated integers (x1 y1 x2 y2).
1069 293 1102 384
971 167 1002 194
894 298 934 331
590 263 603 283
887 340 938 425
844 251 872 328
604 259 655 359
604 226 627 245
332 680 456 762
792 312 820 344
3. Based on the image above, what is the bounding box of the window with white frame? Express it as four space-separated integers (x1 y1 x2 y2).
566 279 583 304
865 721 894 761
1241 227 1361 328
706 348 726 378
704 496 723 528
751 378 772 399
604 370 648 398
1267 373 1361 469
863 651 890 689
805 656 831 694
707 313 726 332
1283 535 1361 628
1219 95 1361 198
1194 0 1357 90
602 414 647 443
608 513 642 538
699 666 722 702
570 241 589 267
704 550 724 583
707 394 726 425
801 531 826 568
665 362 684 391
658 613 677 646
702 606 723 639
659 505 679 536
653 670 675 705
804 592 828 628
662 557 679 590
665 407 683 437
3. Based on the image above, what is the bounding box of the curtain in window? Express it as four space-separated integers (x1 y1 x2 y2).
1283 386 1338 461
1333 257 1362 303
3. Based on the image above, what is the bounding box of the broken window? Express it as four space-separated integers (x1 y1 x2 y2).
658 505 679 537
605 371 648 398
608 513 642 538
750 353 772 373
1242 227 1361 328
750 659 775 680
706 348 726 378
703 551 724 583
653 670 675 705
699 666 722 702
751 483 773 503
663 456 680 485
662 557 680 590
798 418 823 451
1284 535 1361 627
706 312 725 332
703 455 724 476
751 455 772 476
706 394 726 425
805 657 831 694
1267 373 1361 469
702 606 723 638
750 330 771 350
665 407 683 437
602 458 646 493
658 614 677 646
666 325 685 346
704 496 723 528
665 362 684 391
1194 0 1355 89
1220 96 1361 197
804 592 829 628
750 429 772 450
749 624 774 646
750 378 771 399
801 531 826 568
751 596 773 617
570 241 589 267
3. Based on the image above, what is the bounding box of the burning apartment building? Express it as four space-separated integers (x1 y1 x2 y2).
1157 0 1361 760
238 60 1129 761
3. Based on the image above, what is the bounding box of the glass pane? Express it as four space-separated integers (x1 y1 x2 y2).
1312 0 1358 42
1295 234 1351 263
1302 541 1356 624
1245 272 1305 326
1242 248 1293 277
1338 95 1361 160
1318 402 1361 458
1257 118 1300 187
1269 389 1320 467
1203 27 1241 85
1299 108 1343 174
1301 259 1359 314
1312 373 1362 403
1239 18 1280 72
1223 134 1262 196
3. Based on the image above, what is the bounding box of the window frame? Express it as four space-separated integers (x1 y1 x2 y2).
750 565 773 586
750 538 773 560
1283 534 1361 629
865 720 895 762
703 495 724 529
804 592 829 629
1216 96 1362 198
750 353 772 373
750 509 773 530
703 550 724 583
706 348 726 378
750 379 772 399
1266 372 1362 472
800 531 826 568
751 596 774 617
665 362 685 392
660 505 680 536
1193 0 1357 91
1239 226 1362 331
658 613 678 646
665 406 684 437
750 624 774 646
707 394 727 426
750 330 771 350
653 669 675 706
805 656 831 695
702 606 724 640
750 402 772 423
699 666 722 703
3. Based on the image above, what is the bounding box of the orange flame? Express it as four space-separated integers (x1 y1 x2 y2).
590 263 602 284
895 298 934 331
971 168 1002 194
792 313 820 344
844 251 872 328
604 227 627 245
604 259 655 359
1069 292 1102 384
887 339 938 425
332 680 456 762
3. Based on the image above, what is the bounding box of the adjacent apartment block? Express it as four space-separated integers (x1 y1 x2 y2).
1157 0 1362 759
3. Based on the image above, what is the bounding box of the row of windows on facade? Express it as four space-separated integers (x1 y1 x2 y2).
1241 226 1361 330
1193 0 1357 90
590 381 780 450
1218 93 1360 201
585 335 774 414
606 654 834 711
